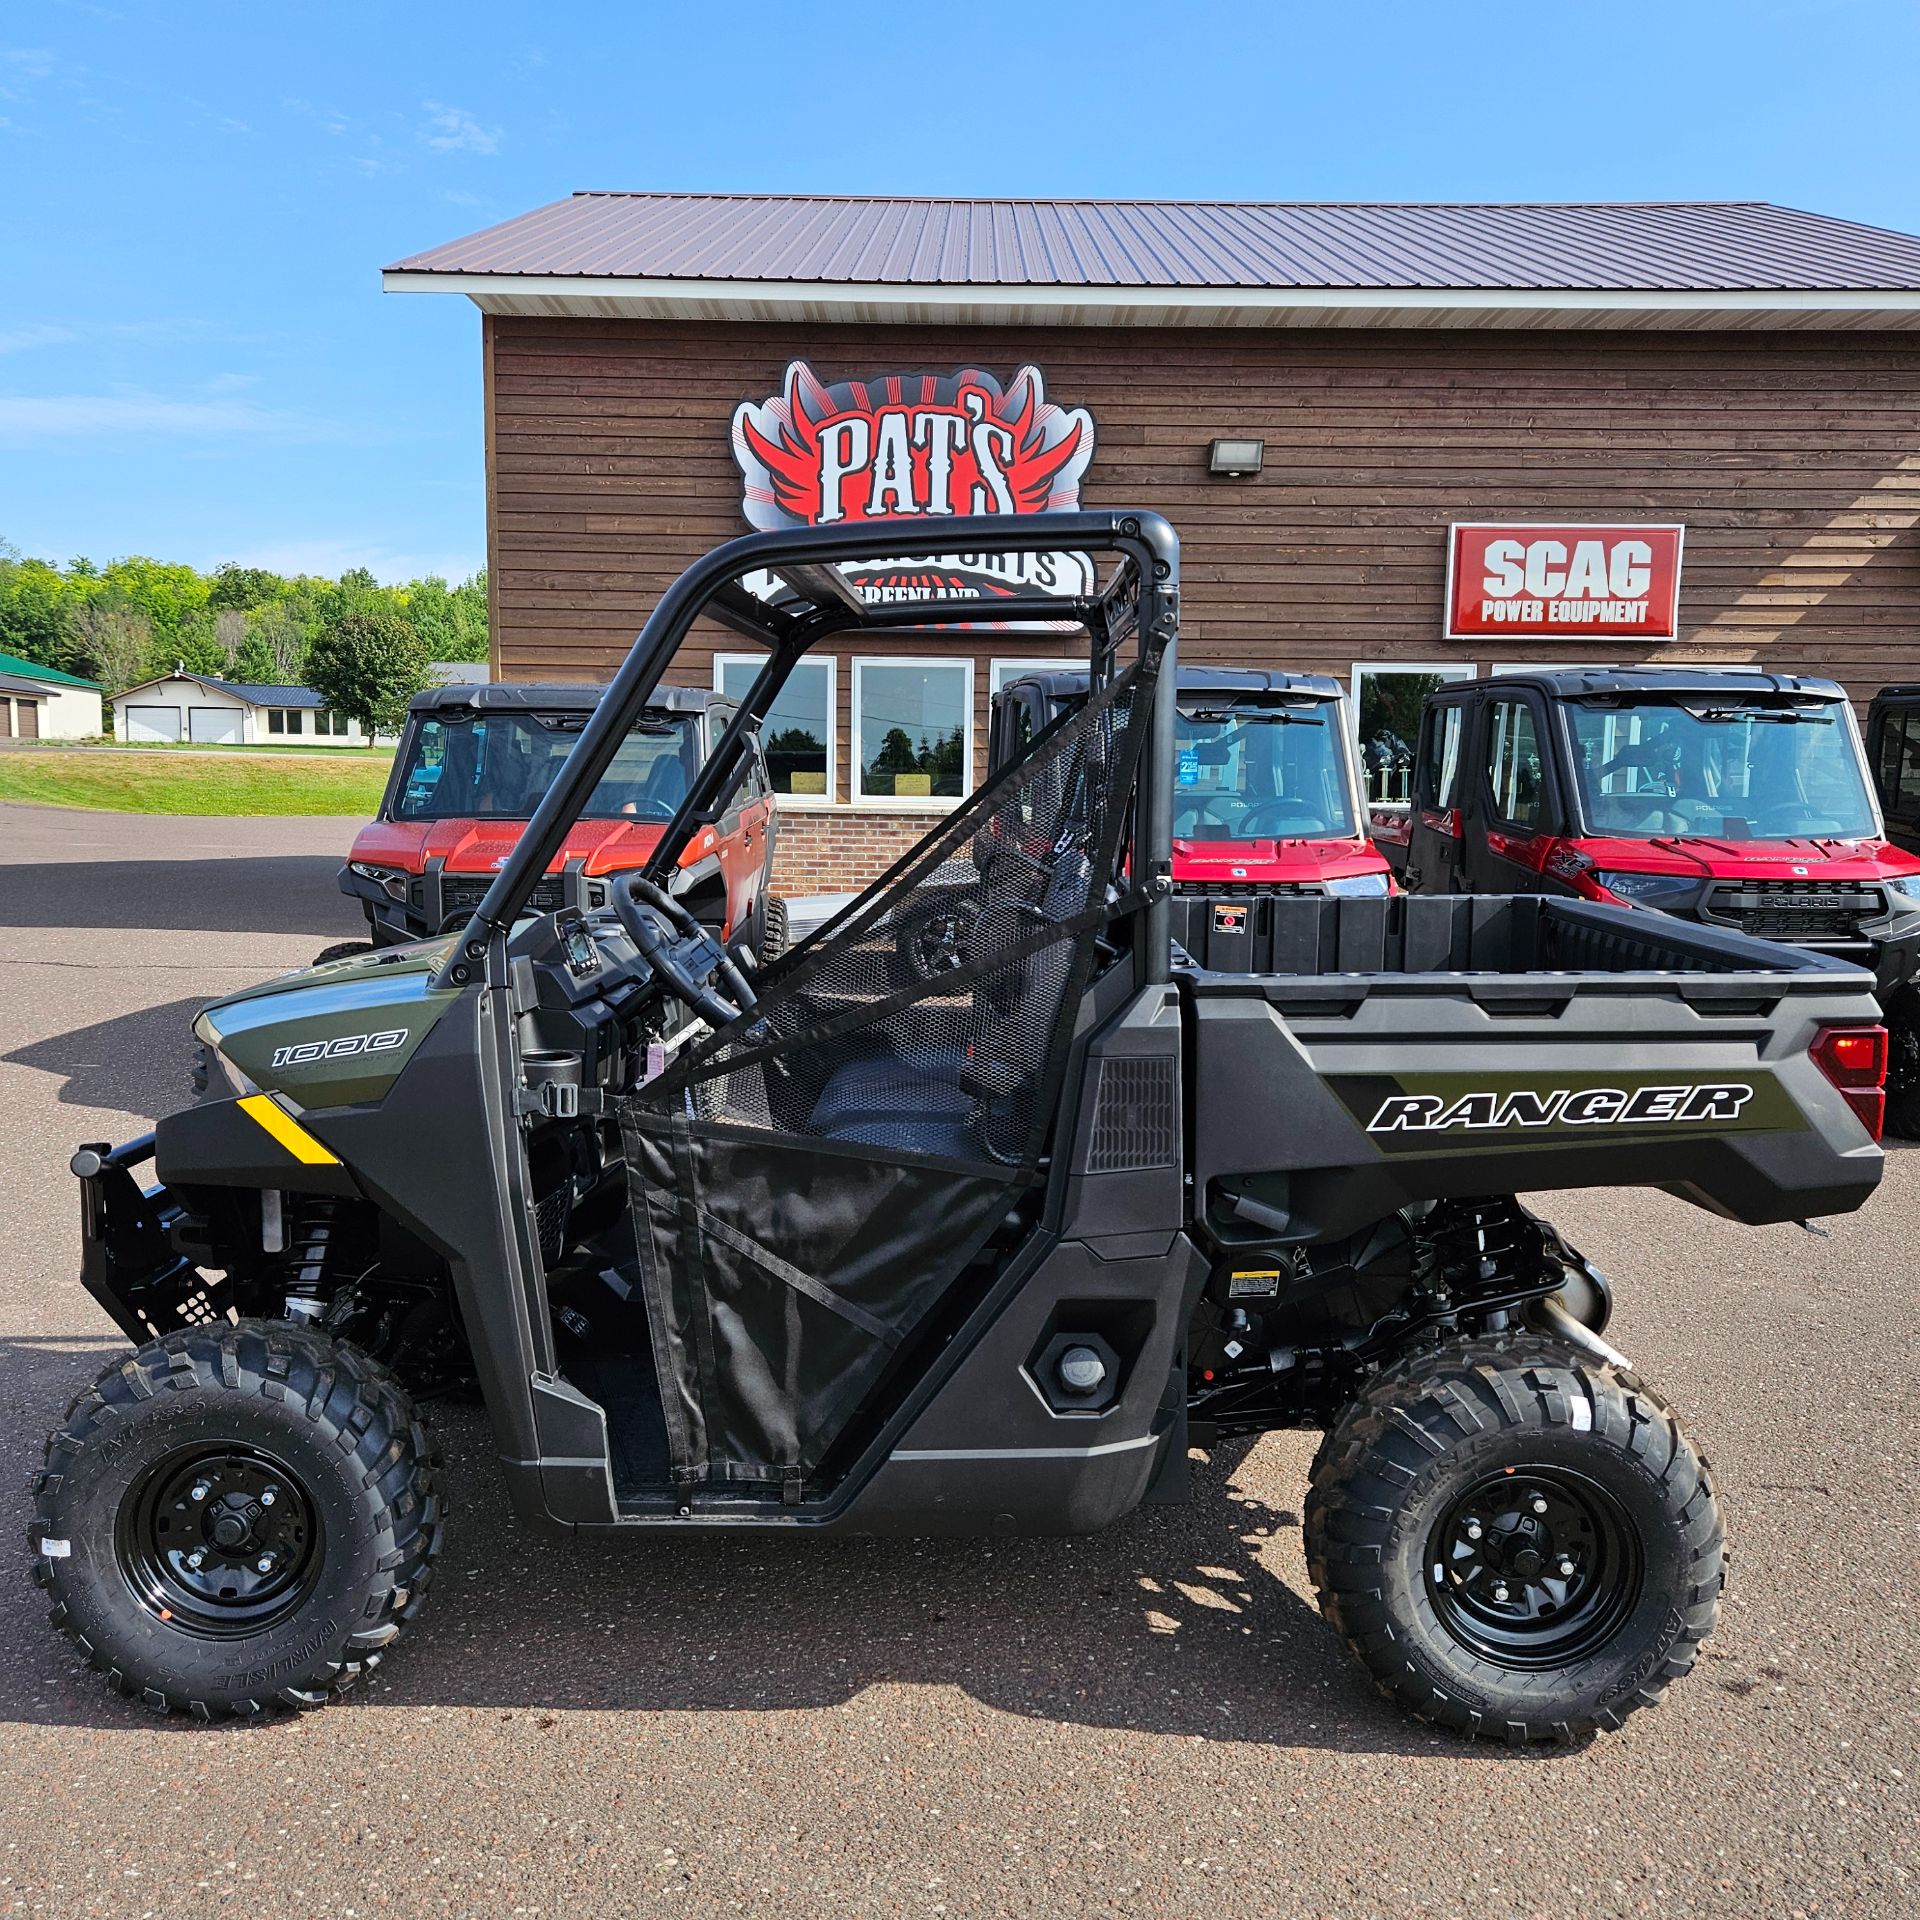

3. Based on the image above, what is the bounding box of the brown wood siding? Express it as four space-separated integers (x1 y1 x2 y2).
486 318 1920 733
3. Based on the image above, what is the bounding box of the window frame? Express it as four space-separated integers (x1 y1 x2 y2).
851 655 975 810
1482 692 1553 833
713 651 837 808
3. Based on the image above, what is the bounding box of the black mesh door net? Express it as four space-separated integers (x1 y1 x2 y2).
616 658 1157 1494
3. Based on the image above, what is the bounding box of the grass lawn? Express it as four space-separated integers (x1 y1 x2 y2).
0 749 394 816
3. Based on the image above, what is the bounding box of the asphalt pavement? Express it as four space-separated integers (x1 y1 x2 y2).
0 801 1913 1919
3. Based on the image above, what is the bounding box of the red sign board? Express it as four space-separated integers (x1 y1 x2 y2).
730 361 1097 604
1445 523 1684 641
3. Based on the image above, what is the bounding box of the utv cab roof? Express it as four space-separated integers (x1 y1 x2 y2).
1007 666 1342 704
404 682 720 717
1463 667 1848 702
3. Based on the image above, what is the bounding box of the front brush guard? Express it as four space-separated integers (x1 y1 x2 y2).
72 1135 232 1344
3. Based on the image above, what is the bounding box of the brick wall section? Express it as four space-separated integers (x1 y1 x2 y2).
768 807 928 894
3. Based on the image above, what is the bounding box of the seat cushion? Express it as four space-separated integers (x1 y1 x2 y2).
808 1051 979 1157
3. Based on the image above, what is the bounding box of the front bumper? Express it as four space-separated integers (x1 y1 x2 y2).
339 859 625 943
71 1135 226 1345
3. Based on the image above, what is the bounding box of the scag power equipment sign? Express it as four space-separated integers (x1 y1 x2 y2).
730 360 1097 604
1445 523 1684 641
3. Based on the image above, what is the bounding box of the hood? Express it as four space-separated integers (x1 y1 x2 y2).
1173 834 1393 886
348 816 673 876
194 937 462 1107
1565 834 1920 881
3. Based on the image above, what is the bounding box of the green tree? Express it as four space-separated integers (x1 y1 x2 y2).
67 600 157 692
97 557 209 652
207 563 289 612
304 610 431 743
0 552 77 666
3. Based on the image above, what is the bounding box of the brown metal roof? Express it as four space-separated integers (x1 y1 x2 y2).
387 194 1920 292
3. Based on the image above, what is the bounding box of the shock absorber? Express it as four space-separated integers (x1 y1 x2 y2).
277 1199 342 1324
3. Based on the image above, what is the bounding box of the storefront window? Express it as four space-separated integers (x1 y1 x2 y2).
716 654 834 802
853 659 971 803
1351 664 1474 804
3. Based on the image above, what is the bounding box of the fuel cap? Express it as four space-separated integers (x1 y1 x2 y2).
1057 1345 1108 1396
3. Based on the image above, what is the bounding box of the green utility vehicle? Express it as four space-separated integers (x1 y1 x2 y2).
31 514 1888 1742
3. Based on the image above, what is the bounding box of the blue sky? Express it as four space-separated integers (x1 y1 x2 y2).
4 0 1919 584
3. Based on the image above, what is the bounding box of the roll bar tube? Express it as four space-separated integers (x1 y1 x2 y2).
437 510 1179 989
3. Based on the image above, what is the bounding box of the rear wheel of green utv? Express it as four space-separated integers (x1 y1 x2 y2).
1304 1336 1722 1744
29 1321 443 1717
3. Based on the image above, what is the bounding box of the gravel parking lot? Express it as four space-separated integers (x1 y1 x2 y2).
0 802 1913 1919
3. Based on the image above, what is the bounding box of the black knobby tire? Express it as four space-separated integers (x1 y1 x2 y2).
29 1321 443 1717
759 891 790 963
1304 1335 1723 1744
1883 995 1920 1140
312 940 375 965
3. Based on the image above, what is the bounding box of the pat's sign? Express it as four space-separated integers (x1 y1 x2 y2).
730 361 1097 605
1445 523 1684 641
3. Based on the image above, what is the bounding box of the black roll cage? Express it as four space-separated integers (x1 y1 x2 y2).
444 512 1182 989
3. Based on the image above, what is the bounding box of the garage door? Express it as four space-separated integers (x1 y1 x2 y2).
189 706 243 745
16 698 37 739
124 705 182 742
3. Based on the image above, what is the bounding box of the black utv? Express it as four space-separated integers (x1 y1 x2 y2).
32 515 1891 1743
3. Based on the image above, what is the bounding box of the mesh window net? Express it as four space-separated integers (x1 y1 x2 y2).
616 657 1156 1492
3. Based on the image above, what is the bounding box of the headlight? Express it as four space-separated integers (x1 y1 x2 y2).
1885 872 1920 903
349 861 410 902
1324 872 1391 898
1592 869 1702 909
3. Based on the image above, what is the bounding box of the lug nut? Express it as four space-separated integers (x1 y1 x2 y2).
1529 1495 1549 1516
1558 1556 1575 1576
1492 1583 1510 1602
260 1489 277 1507
1464 1520 1483 1541
190 1483 209 1502
187 1550 205 1569
256 1555 274 1573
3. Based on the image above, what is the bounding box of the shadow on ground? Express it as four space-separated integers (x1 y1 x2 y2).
3 996 207 1118
0 856 361 937
0 1334 1547 1764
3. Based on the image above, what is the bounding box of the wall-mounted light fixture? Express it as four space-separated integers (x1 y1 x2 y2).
1207 436 1265 477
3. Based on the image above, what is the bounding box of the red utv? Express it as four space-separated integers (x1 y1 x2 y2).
338 683 783 958
1378 667 1920 1132
986 667 1393 969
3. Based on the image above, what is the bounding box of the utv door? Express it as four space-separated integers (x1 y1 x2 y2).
1461 691 1565 895
1402 695 1471 893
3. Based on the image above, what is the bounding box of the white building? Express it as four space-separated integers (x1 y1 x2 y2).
109 672 373 746
0 650 106 739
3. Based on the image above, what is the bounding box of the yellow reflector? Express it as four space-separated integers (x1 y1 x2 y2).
237 1094 340 1167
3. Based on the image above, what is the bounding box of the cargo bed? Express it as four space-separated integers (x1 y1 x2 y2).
1177 894 1884 1241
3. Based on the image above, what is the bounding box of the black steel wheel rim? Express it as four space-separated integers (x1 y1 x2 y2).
1425 1465 1643 1670
115 1444 323 1640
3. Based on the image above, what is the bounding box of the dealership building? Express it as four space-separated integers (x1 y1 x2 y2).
386 193 1920 889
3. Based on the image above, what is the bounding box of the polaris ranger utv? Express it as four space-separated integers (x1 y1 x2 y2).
1375 669 1920 1136
31 516 1890 1743
338 682 783 958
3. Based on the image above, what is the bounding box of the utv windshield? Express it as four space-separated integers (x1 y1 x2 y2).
1171 699 1358 841
393 711 703 823
1566 696 1879 840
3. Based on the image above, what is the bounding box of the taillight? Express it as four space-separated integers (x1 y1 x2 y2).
1812 1023 1888 1141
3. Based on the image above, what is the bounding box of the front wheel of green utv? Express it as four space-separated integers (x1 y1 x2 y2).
1304 1336 1723 1744
29 1321 443 1717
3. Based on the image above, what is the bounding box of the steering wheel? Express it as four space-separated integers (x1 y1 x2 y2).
1236 799 1326 837
611 873 758 1031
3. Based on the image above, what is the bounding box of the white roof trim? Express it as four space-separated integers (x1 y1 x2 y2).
382 269 1920 331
